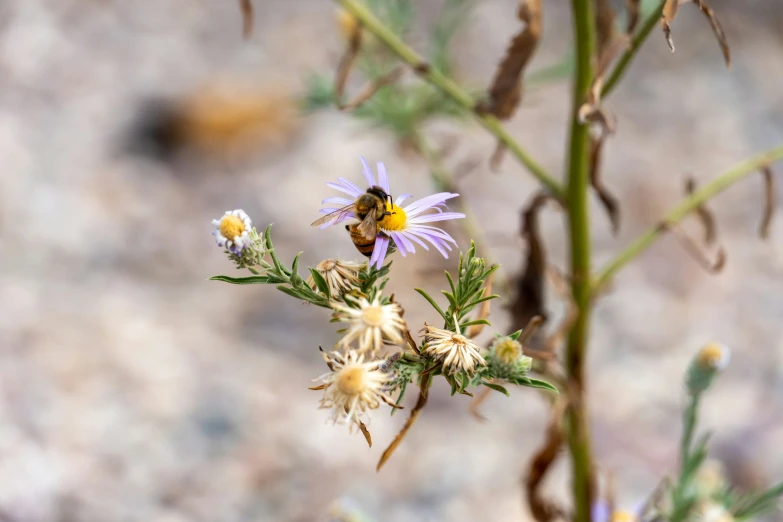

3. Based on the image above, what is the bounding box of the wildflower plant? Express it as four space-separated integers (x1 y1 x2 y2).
229 0 783 519
211 161 556 467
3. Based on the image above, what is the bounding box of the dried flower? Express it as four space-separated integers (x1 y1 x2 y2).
212 209 253 254
318 157 465 268
421 323 485 375
332 294 406 355
307 258 365 296
314 350 396 427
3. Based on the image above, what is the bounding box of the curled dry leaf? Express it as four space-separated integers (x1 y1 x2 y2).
660 0 730 66
595 0 617 58
661 0 680 52
338 67 405 111
662 222 727 274
334 18 363 104
685 178 717 244
542 267 578 354
525 399 569 522
759 166 776 239
625 0 641 34
239 0 253 39
578 36 628 132
507 193 555 338
589 134 621 234
478 0 542 168
357 420 372 448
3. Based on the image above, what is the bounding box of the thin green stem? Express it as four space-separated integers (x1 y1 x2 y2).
680 394 699 470
336 0 565 200
594 144 783 290
566 0 596 521
602 0 666 98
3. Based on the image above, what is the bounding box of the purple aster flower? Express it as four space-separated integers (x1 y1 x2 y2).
318 157 465 268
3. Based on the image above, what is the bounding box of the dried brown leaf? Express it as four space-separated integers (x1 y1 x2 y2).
661 0 680 51
478 0 543 119
334 20 363 104
507 192 554 336
595 0 617 58
525 399 568 522
542 267 578 354
490 141 507 172
695 1 731 66
308 384 326 391
664 222 727 273
467 273 495 339
377 375 431 471
357 420 372 448
579 36 628 131
239 0 253 39
626 0 641 34
661 0 730 66
469 386 493 422
338 67 404 111
519 315 544 346
685 178 717 244
589 133 621 234
759 166 776 239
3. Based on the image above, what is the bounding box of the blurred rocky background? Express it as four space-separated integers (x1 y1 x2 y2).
1 0 782 521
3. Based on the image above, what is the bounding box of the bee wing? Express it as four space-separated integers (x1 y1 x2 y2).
310 203 358 227
355 211 378 240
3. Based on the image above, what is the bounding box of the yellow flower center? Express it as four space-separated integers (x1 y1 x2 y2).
337 366 366 395
381 202 407 231
450 333 468 345
697 342 724 368
220 215 245 239
362 305 384 326
494 339 522 364
611 512 637 522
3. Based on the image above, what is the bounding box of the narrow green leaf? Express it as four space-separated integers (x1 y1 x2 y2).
308 268 330 297
508 329 523 341
449 375 458 396
290 252 304 287
415 288 448 320
444 270 456 294
391 381 407 416
276 285 303 300
482 382 510 396
518 378 559 394
460 319 491 328
441 291 458 310
210 275 270 285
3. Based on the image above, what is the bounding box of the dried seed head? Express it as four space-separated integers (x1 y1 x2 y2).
421 324 485 376
331 294 406 355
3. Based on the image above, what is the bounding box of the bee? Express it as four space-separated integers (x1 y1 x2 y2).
311 186 393 257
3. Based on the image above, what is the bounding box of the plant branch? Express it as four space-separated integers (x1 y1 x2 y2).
335 0 565 201
594 144 783 290
601 0 666 98
565 1 596 521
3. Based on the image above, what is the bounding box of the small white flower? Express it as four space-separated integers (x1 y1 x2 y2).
331 294 406 355
696 342 731 371
314 350 396 427
307 258 366 296
212 209 252 254
421 323 485 375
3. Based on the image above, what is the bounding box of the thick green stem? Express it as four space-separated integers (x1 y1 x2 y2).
566 1 596 521
601 0 666 98
336 0 565 200
594 144 783 290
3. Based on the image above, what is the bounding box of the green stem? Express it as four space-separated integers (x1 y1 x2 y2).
680 393 699 471
336 0 565 200
594 144 783 290
566 1 596 521
601 0 666 98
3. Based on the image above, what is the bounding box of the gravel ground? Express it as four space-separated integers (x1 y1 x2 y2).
1 1 782 521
